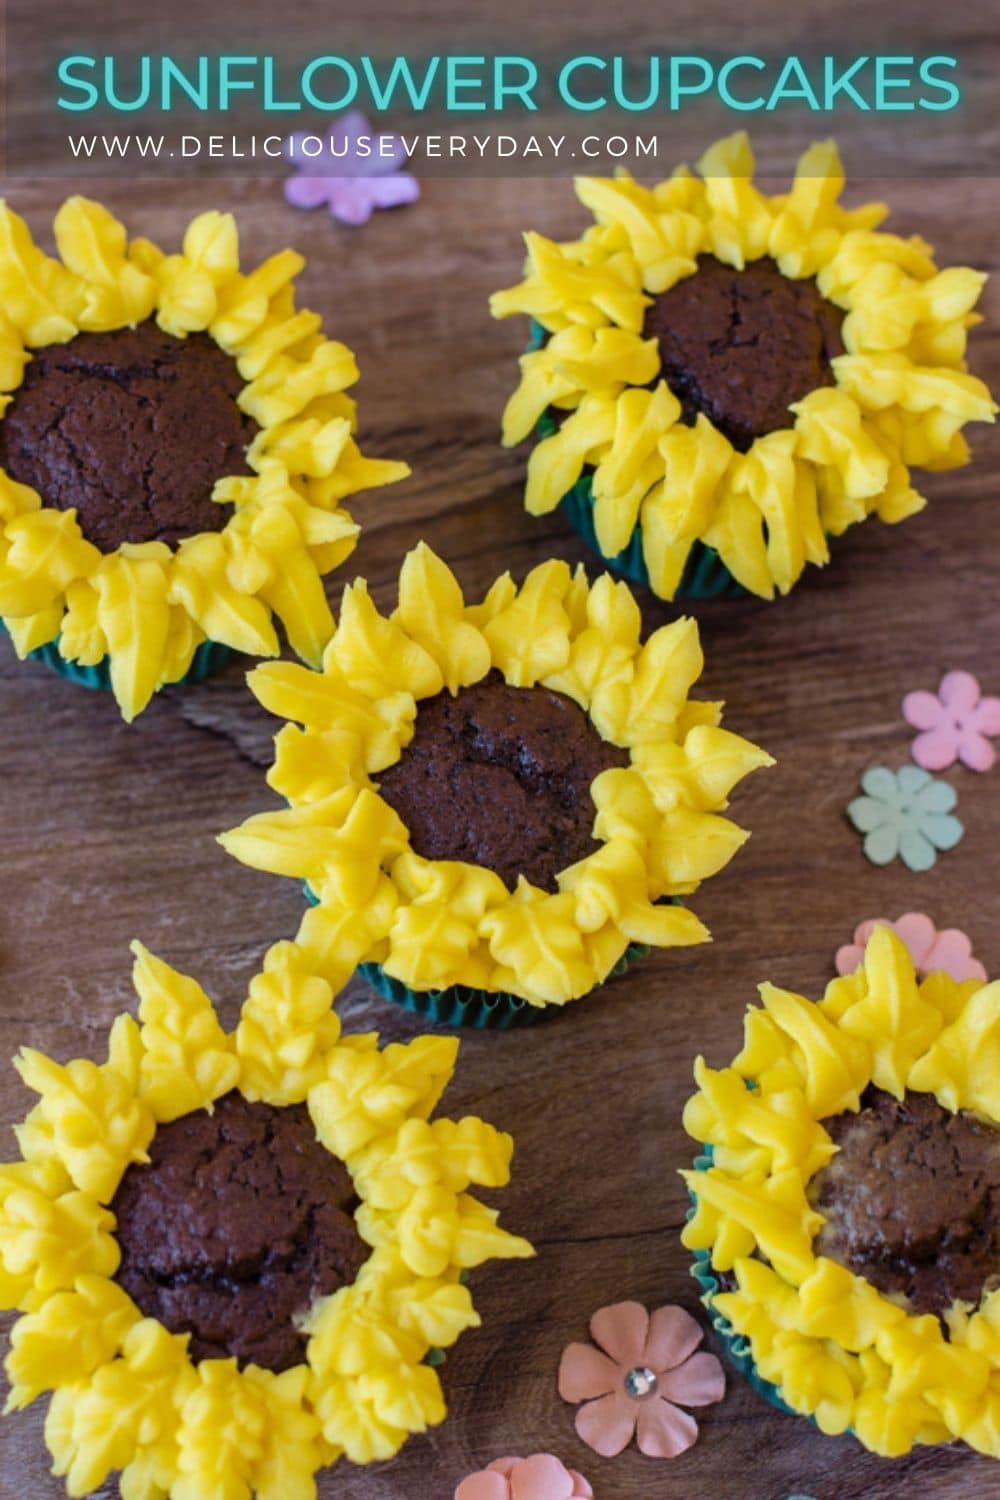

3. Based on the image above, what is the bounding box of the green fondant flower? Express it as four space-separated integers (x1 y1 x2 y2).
847 766 963 871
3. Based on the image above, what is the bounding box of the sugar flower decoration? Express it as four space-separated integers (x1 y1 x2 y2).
284 111 420 226
456 1455 593 1500
0 934 532 1498
219 541 772 1010
0 197 408 718
490 131 994 601
847 765 963 870
558 1301 724 1458
836 913 986 983
683 925 1000 1458
903 669 1000 773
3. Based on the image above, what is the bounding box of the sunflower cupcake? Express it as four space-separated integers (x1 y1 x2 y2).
218 541 772 1027
682 925 1000 1458
491 132 995 601
0 197 408 719
0 935 532 1498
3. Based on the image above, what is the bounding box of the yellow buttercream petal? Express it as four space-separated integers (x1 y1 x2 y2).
131 943 239 1121
13 1048 154 1204
0 1162 119 1312
234 941 343 1106
394 542 491 693
5 1276 139 1410
53 198 156 330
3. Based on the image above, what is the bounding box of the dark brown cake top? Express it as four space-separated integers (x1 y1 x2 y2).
111 1091 367 1373
377 671 629 893
0 319 258 553
810 1086 1000 1317
643 255 844 453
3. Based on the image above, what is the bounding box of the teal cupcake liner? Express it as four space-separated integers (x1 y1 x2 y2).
356 960 546 1030
557 475 746 600
688 1146 818 1426
304 882 649 1030
527 320 747 602
356 943 649 1031
1 620 234 694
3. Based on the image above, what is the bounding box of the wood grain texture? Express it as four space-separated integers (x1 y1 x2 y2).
0 165 998 1500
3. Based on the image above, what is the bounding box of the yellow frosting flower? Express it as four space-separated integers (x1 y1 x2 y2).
682 926 1000 1458
491 133 995 600
218 541 772 1009
0 936 532 1497
0 197 409 719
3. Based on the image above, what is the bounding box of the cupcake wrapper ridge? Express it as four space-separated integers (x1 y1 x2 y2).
687 1148 809 1425
303 882 649 1029
1 621 234 694
557 477 746 602
357 947 649 1030
530 323 747 603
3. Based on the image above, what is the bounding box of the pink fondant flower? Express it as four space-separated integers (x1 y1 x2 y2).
835 913 986 983
903 670 1000 773
283 110 419 226
455 1455 593 1500
558 1302 724 1460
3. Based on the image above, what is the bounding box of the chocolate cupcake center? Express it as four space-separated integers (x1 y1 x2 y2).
810 1086 1000 1317
643 255 844 453
111 1091 367 1373
377 670 628 893
0 319 258 553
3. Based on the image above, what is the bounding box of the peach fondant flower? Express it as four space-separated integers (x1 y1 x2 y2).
456 1455 593 1500
835 912 986 983
903 670 1000 773
558 1301 724 1459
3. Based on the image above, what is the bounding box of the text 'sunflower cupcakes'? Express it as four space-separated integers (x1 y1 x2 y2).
490 132 995 602
0 938 532 1497
0 197 408 719
218 542 772 1028
682 925 1000 1459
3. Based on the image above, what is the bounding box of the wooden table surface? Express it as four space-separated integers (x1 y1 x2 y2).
0 166 998 1500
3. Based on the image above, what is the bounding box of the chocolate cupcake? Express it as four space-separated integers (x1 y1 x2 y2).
220 542 771 1027
110 1090 368 1374
812 1084 1000 1315
492 132 995 601
0 937 531 1495
0 196 408 719
682 924 1000 1458
376 670 629 896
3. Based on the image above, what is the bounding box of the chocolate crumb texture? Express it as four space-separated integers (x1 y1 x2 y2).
377 671 629 893
811 1086 1000 1317
111 1091 367 1373
643 255 844 453
0 320 258 552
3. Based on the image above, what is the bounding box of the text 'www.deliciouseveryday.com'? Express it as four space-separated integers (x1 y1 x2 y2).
64 129 660 162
